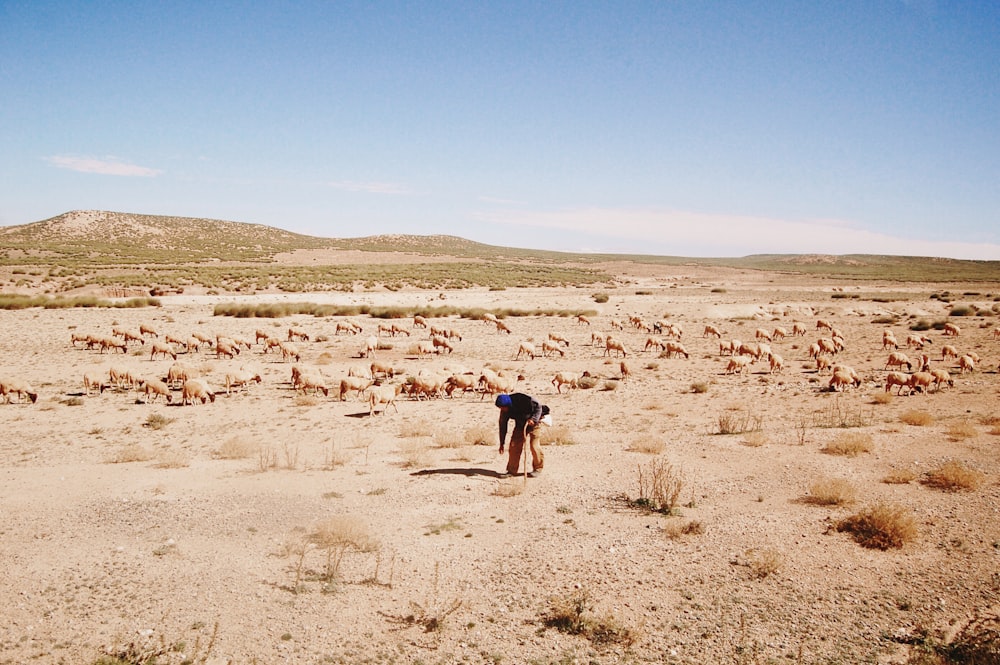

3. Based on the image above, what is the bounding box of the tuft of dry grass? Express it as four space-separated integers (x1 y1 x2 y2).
745 548 784 579
600 379 619 391
634 458 684 514
922 460 985 492
154 449 190 468
432 430 465 449
215 436 259 459
627 434 666 454
882 468 918 485
805 477 857 506
742 431 769 448
946 420 979 440
397 439 431 469
107 444 155 464
690 381 709 394
821 431 873 457
716 409 762 435
577 376 598 389
545 424 576 445
663 520 705 540
143 412 174 430
294 394 320 407
836 501 918 550
399 419 434 438
463 424 494 446
492 480 524 497
900 410 934 426
542 589 638 647
870 392 893 405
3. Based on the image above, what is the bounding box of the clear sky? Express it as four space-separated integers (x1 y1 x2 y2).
2 1 999 259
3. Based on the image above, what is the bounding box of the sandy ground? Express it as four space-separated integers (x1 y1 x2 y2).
1 266 999 665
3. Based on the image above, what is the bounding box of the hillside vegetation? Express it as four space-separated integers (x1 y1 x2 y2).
0 211 997 295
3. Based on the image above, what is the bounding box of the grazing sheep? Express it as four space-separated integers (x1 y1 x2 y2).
99 336 128 354
703 324 723 338
663 341 689 359
359 336 378 359
339 376 373 401
278 341 302 362
754 328 772 342
335 321 359 335
791 323 807 337
415 341 436 355
140 378 173 404
139 323 158 338
541 340 566 358
495 320 512 335
807 342 822 360
603 336 627 358
905 371 934 394
551 371 580 393
109 366 140 392
255 329 272 345
885 371 910 395
215 340 240 359
737 341 760 360
429 325 448 338
165 362 197 389
477 370 522 400
392 324 412 337
644 337 665 353
296 371 330 396
406 373 447 401
754 343 772 362
958 354 975 373
1 378 38 404
71 332 93 347
444 373 478 398
942 322 961 337
444 328 461 341
662 323 683 340
431 335 454 354
725 356 752 375
609 319 624 331
83 371 109 395
370 361 395 380
816 319 834 332
817 338 841 355
829 368 860 392
224 368 262 394
368 383 403 415
768 353 784 374
905 333 932 350
882 330 899 350
378 323 396 337
576 314 591 326
547 332 570 347
287 327 310 342
930 368 953 391
620 361 630 381
181 379 216 405
192 332 215 347
940 345 958 361
719 340 736 356
591 332 605 347
413 315 428 328
884 352 912 372
515 341 537 360
772 327 787 341
482 312 499 325
150 341 178 361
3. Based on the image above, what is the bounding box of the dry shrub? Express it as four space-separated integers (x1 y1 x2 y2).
308 515 380 582
870 392 893 405
601 379 619 391
745 548 784 579
628 434 665 454
492 481 524 497
882 468 918 485
900 410 935 426
822 431 873 457
663 520 704 540
316 352 334 365
154 449 190 468
805 477 857 506
294 394 320 407
922 460 985 492
143 413 173 430
717 409 762 435
324 444 350 469
542 589 637 647
836 501 918 549
432 430 465 449
946 420 979 440
690 381 709 394
742 431 768 448
397 439 431 468
215 436 259 459
577 376 598 389
399 419 434 438
634 458 684 514
545 424 575 445
464 424 493 446
939 611 1000 665
108 444 154 464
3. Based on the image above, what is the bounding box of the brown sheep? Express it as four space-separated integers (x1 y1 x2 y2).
663 341 689 359
370 361 395 380
768 353 784 374
603 337 627 358
703 324 723 338
930 368 953 391
754 328 772 342
942 322 961 337
224 368 262 394
278 341 302 362
83 371 109 395
140 378 172 404
576 314 591 326
620 361 630 381
339 376 373 401
431 335 454 354
444 374 478 398
829 369 860 392
495 320 512 335
816 319 833 331
791 323 807 337
905 371 934 394
940 345 958 361
150 341 178 361
884 352 912 372
771 327 787 341
413 315 428 328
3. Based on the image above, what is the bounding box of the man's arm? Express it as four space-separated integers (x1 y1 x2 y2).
498 413 509 451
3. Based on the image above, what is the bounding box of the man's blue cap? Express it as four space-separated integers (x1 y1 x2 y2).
495 394 512 407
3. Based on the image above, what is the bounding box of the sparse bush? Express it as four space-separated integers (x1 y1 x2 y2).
592 292 609 303
744 548 784 579
922 460 985 492
154 449 190 468
910 319 932 331
836 501 918 549
399 419 434 438
464 425 493 446
433 430 465 448
108 444 154 464
882 468 917 485
634 458 684 514
542 589 637 647
711 287 727 293
822 432 873 457
870 392 893 405
577 376 598 389
900 410 935 426
663 520 704 540
397 439 431 468
215 436 259 459
545 424 575 445
601 379 619 391
946 420 978 440
805 477 857 505
949 305 974 316
742 431 768 447
143 413 173 430
716 409 762 435
690 381 709 394
627 434 665 454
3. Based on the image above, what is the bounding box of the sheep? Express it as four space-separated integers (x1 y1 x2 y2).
261 336 282 354
255 329 272 345
428 325 448 338
370 361 395 380
816 319 833 331
224 368 262 394
791 323 807 337
71 332 98 348
139 323 159 338
368 383 403 415
122 329 147 345
918 353 931 372
150 341 178 361
905 371 934 394
192 331 215 347
444 373 478 398
882 330 899 350
415 341 436 355
547 332 570 347
884 371 910 395
413 315 428 328
807 342 822 359
140 378 173 404
603 336 627 358
339 376 373 401
703 324 723 338
335 321 360 335
754 328 772 342
829 368 861 392
644 337 665 353
575 314 591 326
109 366 140 392
99 336 128 354
378 323 396 337
392 324 412 337
164 333 188 349
830 328 845 342
719 340 736 356
1 378 38 404
768 353 784 374
662 323 683 340
815 355 833 372
771 327 787 341
296 371 330 396
754 343 772 362
165 362 195 389
620 361 630 381
725 356 752 375
359 336 378 359
942 322 961 337
406 373 446 401
994 328 1000 339
905 333 932 350
495 320 512 335
515 341 537 360
590 332 604 347
431 335 454 354
958 354 975 373
551 371 580 393
215 340 240 359
609 319 624 331
817 338 841 355
477 370 522 399
83 371 109 395
541 340 566 358
737 341 760 360
884 352 912 372
663 341 689 359
482 312 499 325
930 368 953 391
940 345 958 361
181 379 216 405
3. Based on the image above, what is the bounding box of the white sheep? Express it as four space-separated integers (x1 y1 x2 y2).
140 378 173 404
541 340 565 358
663 341 689 359
515 341 537 360
139 323 159 338
958 354 975 373
279 341 302 362
905 371 934 394
884 352 912 372
603 337 627 358
339 376 373 401
287 327 310 342
370 361 395 380
930 368 953 391
150 341 178 361
368 383 402 415
703 324 723 338
181 379 216 405
224 368 262 394
444 373 478 397
83 371 109 395
432 335 454 354
882 330 898 350
791 323 807 337
828 368 860 392
768 353 784 374
725 356 752 375
547 332 570 347
576 314 591 326
1 378 38 403
771 327 787 341
215 340 240 359
942 322 961 337
754 328 772 342
296 371 330 396
413 315 428 328
885 371 910 395
940 345 958 361
551 371 580 393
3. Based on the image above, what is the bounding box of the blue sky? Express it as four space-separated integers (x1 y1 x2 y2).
2 1 999 259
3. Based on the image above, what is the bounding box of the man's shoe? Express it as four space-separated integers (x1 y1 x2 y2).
526 472 537 478
498 472 511 479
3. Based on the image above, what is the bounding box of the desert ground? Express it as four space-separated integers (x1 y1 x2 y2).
1 262 998 665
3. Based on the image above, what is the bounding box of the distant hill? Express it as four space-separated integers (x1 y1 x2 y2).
1 210 998 284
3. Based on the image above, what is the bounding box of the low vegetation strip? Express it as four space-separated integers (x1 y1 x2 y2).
0 294 159 310
213 302 598 319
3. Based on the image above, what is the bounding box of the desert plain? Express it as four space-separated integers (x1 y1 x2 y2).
1 254 999 665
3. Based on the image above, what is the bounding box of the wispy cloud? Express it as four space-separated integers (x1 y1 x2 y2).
327 180 412 195
46 155 163 177
475 207 1000 260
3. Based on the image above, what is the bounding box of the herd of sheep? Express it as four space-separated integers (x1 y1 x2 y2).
1 305 998 412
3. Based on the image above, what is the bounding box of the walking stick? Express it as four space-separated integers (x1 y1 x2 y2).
521 421 529 483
